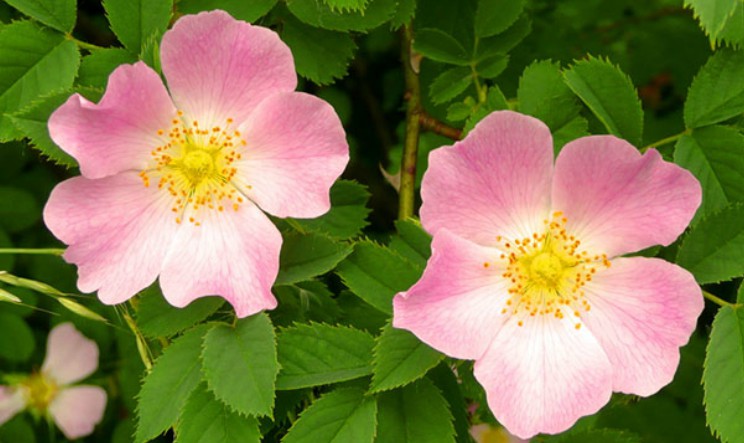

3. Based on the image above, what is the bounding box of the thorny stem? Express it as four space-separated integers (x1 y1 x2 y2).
0 248 64 255
419 111 462 140
399 24 422 220
640 129 690 153
703 290 741 309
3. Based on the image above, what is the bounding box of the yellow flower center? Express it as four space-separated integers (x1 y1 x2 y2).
140 112 251 226
21 372 58 414
486 212 611 329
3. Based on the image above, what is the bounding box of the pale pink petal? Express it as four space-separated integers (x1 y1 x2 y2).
48 386 106 440
48 62 176 179
393 229 510 360
0 386 26 426
581 257 703 396
43 172 178 304
552 136 701 257
160 10 296 128
42 323 99 385
420 111 554 246
235 92 349 218
159 202 281 318
474 314 613 439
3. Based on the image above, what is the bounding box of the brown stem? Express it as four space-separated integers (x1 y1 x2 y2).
398 25 422 220
419 111 462 140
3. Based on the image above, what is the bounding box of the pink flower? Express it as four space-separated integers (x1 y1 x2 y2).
43 10 349 318
393 111 703 439
0 323 107 439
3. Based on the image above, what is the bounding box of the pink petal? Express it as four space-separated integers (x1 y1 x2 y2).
43 172 177 304
420 111 554 245
393 229 510 360
581 257 703 396
235 92 349 218
0 386 26 426
42 323 99 385
48 62 176 179
474 314 613 439
48 386 106 440
159 202 281 318
552 136 701 257
160 10 296 128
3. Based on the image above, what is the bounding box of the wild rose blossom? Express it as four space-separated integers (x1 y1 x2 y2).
393 111 703 438
43 10 348 318
0 323 107 439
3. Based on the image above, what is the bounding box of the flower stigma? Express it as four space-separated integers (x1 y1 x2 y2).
139 112 250 225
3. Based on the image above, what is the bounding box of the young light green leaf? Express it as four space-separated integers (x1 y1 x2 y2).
275 231 352 285
703 306 744 443
136 324 210 443
0 313 34 362
677 203 744 284
291 180 370 239
564 56 643 146
685 0 740 44
474 0 525 38
283 388 377 443
717 2 744 47
413 28 470 65
375 378 455 443
201 314 278 417
429 66 472 105
370 323 443 393
276 322 374 390
685 49 744 129
103 0 172 54
4 0 76 32
175 384 260 443
286 0 397 32
336 241 422 314
136 287 223 338
177 0 276 23
463 85 509 134
77 48 137 89
674 126 744 222
388 219 432 269
518 60 581 131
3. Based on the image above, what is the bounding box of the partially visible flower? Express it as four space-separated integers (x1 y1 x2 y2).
471 423 529 443
44 10 348 318
0 323 107 439
393 111 703 438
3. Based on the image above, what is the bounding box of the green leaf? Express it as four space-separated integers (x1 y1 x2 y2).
323 0 368 12
427 365 471 443
272 281 341 327
8 90 77 168
413 28 470 65
717 2 744 47
176 383 260 443
136 287 223 339
474 15 531 62
685 49 744 129
703 306 744 443
280 15 357 85
474 0 525 38
370 323 443 393
136 324 210 443
389 0 415 29
463 85 509 134
4 0 76 32
545 428 642 443
375 378 455 443
552 116 589 153
283 388 377 443
103 0 173 54
685 0 740 44
276 231 353 285
518 60 581 131
0 313 34 362
0 21 79 140
475 54 509 79
563 56 643 146
177 0 276 22
429 66 472 105
286 0 398 32
336 241 422 314
201 314 278 417
388 219 432 269
674 126 744 222
738 280 744 304
0 187 39 233
677 203 744 284
276 322 375 390
292 181 370 239
77 48 137 89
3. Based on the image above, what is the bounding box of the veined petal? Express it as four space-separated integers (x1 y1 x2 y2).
159 202 281 318
420 111 553 246
48 62 176 179
552 136 701 257
0 386 26 427
42 323 99 385
474 314 613 439
393 229 510 360
43 172 178 304
160 10 296 128
581 257 703 396
48 386 106 440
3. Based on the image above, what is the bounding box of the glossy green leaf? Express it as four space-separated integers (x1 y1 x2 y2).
413 28 470 65
685 49 744 129
564 56 643 146
201 314 278 417
283 388 377 443
286 0 397 32
276 231 352 285
103 0 172 54
0 313 34 362
429 66 472 105
292 181 370 239
136 287 223 339
176 384 260 443
474 0 525 38
276 322 374 390
77 48 137 89
177 0 276 22
518 60 581 131
388 219 432 269
703 306 744 443
4 0 76 32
